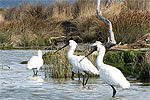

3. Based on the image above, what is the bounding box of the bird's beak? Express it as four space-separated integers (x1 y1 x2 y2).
79 45 97 63
54 42 69 53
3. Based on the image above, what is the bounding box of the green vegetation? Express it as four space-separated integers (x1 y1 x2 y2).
43 51 73 78
104 50 143 77
0 1 150 49
0 45 13 50
43 50 150 81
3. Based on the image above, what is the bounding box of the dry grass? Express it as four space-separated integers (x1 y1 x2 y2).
0 1 150 47
112 10 150 44
127 0 150 10
72 0 97 18
43 50 97 78
43 51 72 78
48 1 72 20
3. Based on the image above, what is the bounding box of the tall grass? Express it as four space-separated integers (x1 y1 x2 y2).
127 0 150 10
72 0 96 18
112 10 150 44
43 51 72 78
47 1 72 20
43 50 97 78
140 51 150 81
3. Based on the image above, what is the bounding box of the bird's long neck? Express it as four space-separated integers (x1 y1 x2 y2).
38 51 42 58
96 47 105 69
67 45 76 59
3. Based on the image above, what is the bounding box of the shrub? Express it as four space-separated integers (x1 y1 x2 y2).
72 0 96 18
126 0 150 10
47 1 72 20
112 10 150 44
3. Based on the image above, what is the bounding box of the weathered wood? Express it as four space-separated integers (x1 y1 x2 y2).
110 44 150 52
110 47 150 52
96 0 116 48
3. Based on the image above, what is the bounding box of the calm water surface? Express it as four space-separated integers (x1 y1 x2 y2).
0 50 150 100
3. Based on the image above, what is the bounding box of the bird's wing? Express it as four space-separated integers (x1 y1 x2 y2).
72 67 79 73
28 56 38 62
27 56 43 70
100 64 130 88
70 56 99 75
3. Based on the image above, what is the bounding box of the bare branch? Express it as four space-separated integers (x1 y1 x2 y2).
96 0 116 48
102 0 113 12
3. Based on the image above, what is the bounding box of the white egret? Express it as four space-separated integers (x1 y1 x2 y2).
26 50 43 76
80 42 130 97
55 40 99 87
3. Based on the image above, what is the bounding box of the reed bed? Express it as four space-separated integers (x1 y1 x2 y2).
43 51 72 78
112 10 150 44
43 50 97 78
127 0 150 10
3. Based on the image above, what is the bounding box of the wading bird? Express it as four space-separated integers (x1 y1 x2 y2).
55 40 99 87
80 42 130 97
26 50 43 76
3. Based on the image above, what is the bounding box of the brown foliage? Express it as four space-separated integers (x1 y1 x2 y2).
1 1 150 47
72 0 96 18
127 0 150 10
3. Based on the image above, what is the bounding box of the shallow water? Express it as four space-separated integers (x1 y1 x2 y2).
0 50 150 100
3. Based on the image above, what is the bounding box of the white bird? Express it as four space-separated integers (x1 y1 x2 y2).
80 42 130 97
26 50 43 76
55 40 99 87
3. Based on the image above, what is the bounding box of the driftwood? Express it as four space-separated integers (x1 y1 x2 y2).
109 33 150 52
110 44 150 52
96 0 116 48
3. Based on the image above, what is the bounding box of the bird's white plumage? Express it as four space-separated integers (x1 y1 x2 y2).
96 44 130 88
27 50 43 70
99 64 130 88
69 55 99 75
67 40 99 75
72 67 78 74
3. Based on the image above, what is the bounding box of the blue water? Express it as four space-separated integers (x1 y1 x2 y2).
0 0 74 9
0 0 120 9
0 50 150 100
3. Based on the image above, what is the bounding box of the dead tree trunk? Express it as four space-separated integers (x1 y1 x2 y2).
96 0 116 48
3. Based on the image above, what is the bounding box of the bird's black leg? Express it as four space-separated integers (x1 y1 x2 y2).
33 68 36 76
111 85 116 97
84 71 90 86
78 71 80 81
71 71 75 80
82 74 85 88
35 70 38 76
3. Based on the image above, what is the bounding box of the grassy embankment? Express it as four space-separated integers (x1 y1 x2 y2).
0 0 150 49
